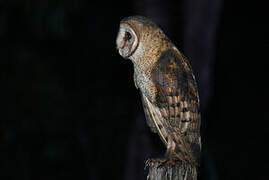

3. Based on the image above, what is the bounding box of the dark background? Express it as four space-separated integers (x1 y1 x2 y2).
1 0 268 180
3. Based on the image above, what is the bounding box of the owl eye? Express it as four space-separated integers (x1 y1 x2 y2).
125 31 132 41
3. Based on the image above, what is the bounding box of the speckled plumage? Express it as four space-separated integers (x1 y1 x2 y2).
116 16 201 165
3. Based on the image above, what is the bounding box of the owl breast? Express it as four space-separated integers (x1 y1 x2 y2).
134 67 156 102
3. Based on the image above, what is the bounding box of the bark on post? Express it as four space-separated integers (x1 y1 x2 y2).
146 159 197 180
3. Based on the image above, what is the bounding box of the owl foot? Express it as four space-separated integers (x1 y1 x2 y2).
165 147 175 159
145 158 180 169
157 158 180 168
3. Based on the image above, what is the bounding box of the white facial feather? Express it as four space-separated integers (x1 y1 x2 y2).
116 23 138 58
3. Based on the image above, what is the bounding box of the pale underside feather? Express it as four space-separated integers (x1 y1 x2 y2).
142 94 168 146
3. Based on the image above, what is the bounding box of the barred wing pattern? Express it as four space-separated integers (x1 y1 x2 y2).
142 49 201 164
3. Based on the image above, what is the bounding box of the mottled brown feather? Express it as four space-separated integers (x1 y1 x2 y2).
117 16 201 165
150 48 201 164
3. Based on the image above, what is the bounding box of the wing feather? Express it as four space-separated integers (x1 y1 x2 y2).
141 94 168 146
141 94 158 133
151 48 201 163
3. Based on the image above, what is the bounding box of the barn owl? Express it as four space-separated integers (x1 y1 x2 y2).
116 16 201 165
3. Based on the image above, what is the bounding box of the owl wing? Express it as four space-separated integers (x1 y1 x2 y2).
141 93 168 146
151 48 201 163
141 93 158 133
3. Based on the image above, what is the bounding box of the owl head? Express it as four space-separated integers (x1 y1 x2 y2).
116 16 171 60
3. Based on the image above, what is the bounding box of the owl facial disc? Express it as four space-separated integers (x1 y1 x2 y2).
116 23 139 58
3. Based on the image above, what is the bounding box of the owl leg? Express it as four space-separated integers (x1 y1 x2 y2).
165 138 176 158
151 139 179 168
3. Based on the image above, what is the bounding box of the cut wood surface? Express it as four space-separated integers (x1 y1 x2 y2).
146 159 197 180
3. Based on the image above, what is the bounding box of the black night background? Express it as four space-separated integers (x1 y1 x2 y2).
1 1 268 180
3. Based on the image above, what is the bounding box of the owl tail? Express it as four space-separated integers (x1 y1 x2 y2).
174 140 201 166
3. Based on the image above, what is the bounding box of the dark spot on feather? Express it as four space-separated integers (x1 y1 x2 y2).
170 102 180 108
182 108 188 112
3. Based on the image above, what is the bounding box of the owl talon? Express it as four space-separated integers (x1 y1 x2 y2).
145 158 179 169
157 158 179 168
144 159 152 170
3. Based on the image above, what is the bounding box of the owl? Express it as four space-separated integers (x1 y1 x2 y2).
116 16 201 165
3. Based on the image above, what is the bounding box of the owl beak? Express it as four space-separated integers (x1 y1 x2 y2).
116 45 124 58
119 40 126 49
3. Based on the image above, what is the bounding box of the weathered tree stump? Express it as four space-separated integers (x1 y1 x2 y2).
146 159 197 180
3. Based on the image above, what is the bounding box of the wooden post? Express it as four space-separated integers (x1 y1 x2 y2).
146 159 197 180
